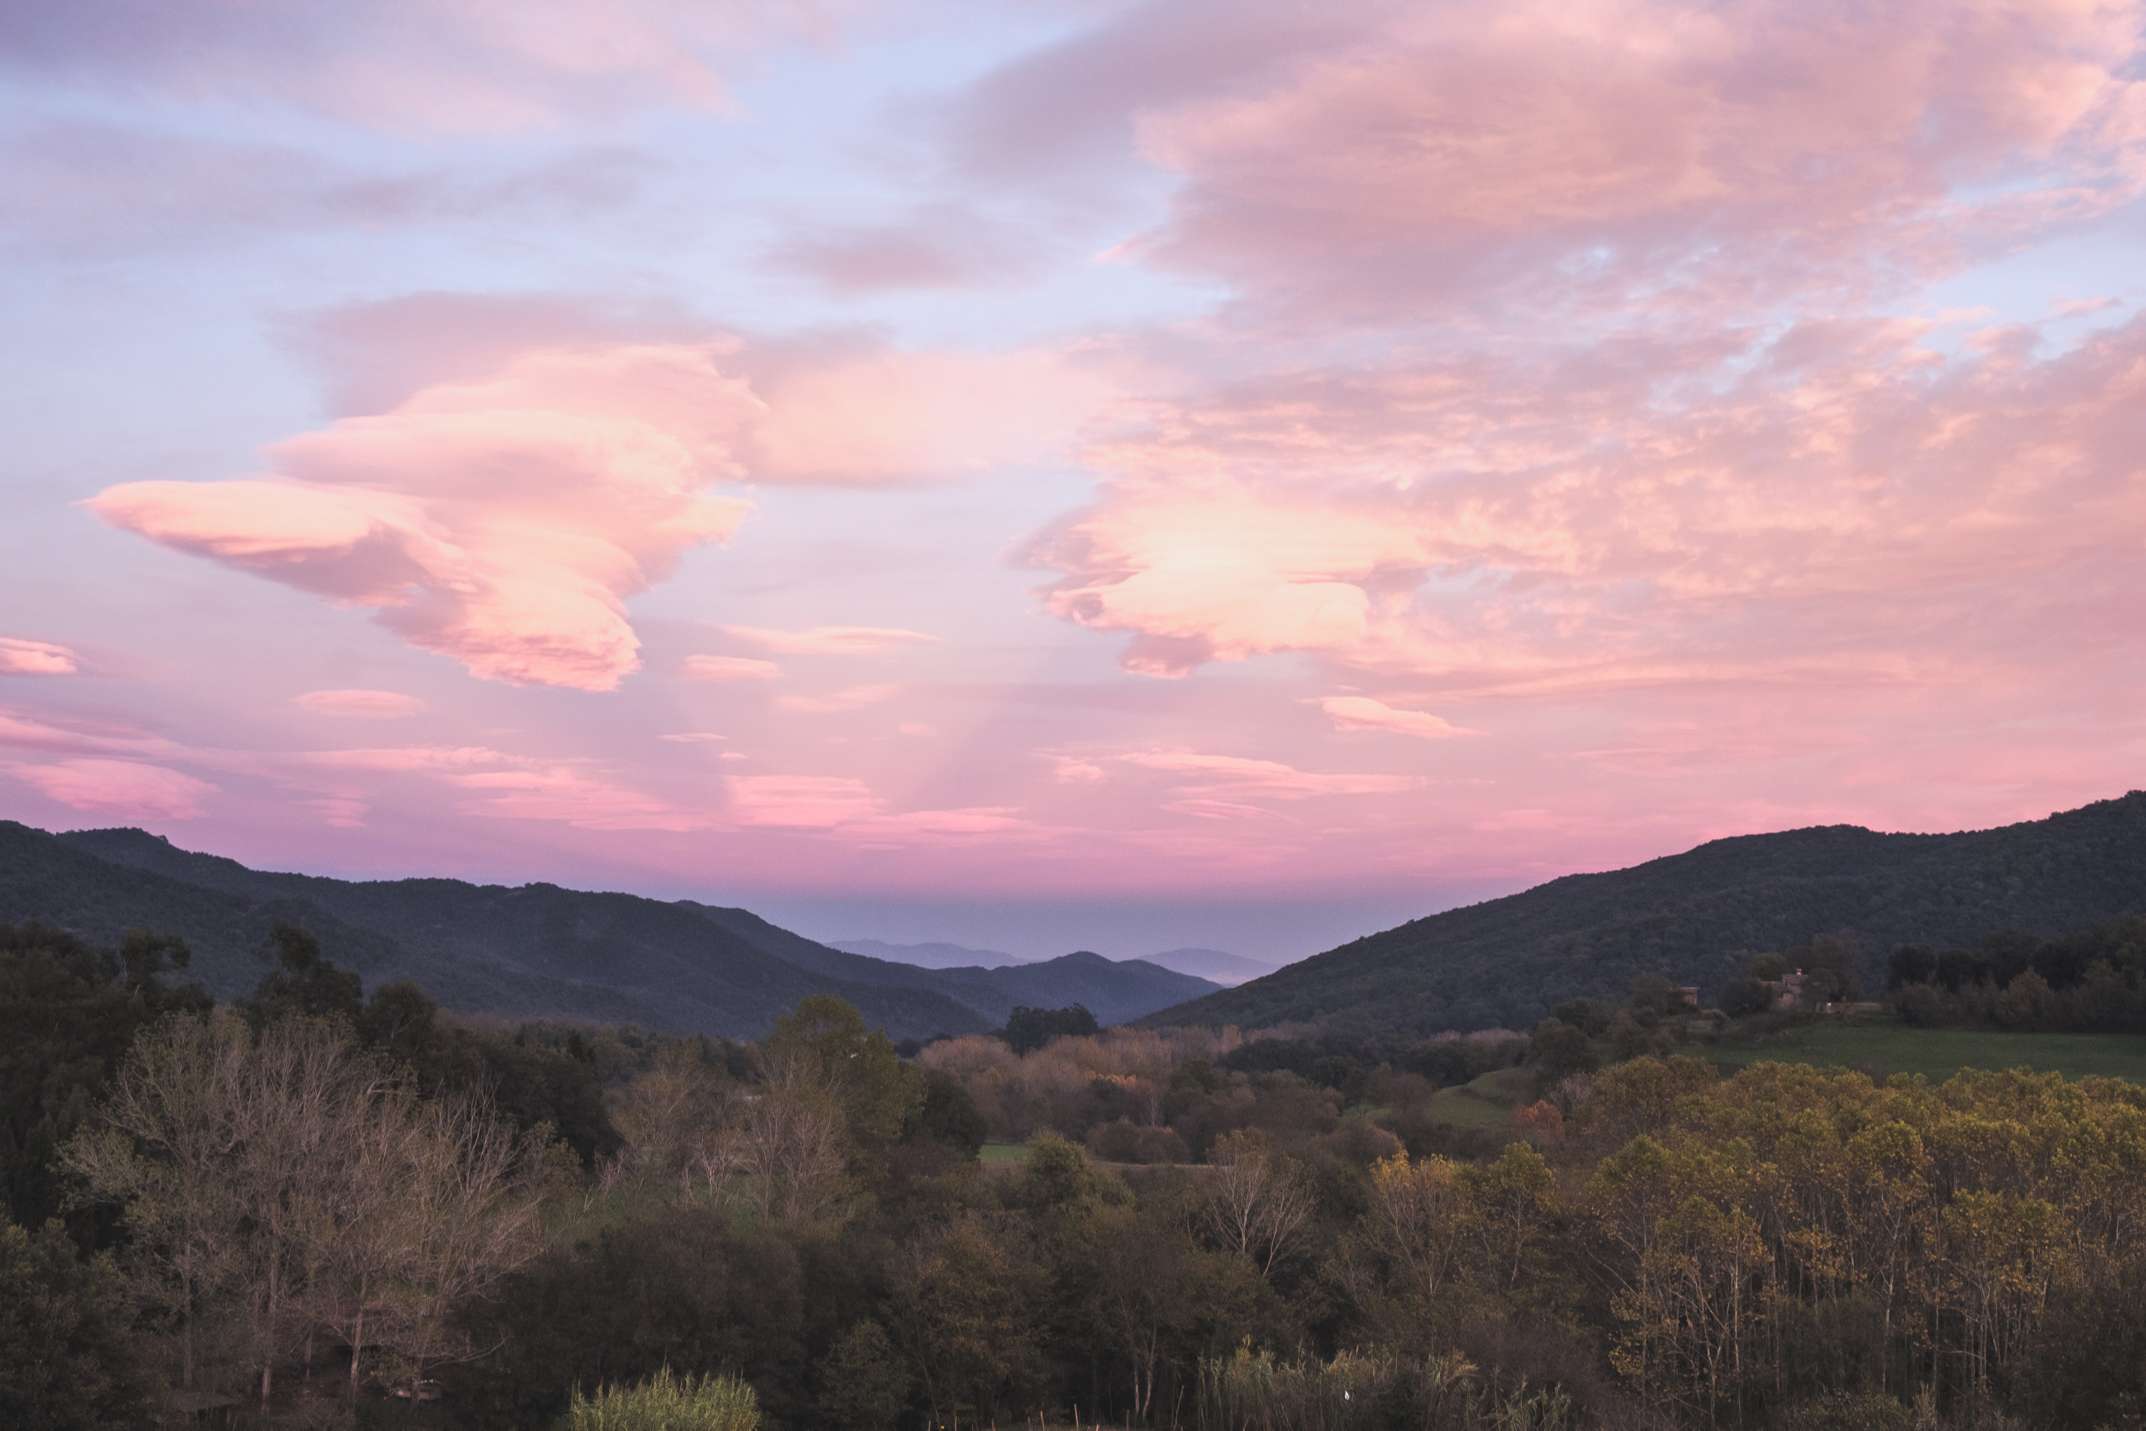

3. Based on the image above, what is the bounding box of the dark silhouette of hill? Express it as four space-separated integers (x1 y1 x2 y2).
1148 792 2146 1038
694 914 1215 1025
0 822 1216 1039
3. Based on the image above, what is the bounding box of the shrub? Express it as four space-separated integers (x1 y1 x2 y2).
561 1367 759 1431
1085 1117 1190 1164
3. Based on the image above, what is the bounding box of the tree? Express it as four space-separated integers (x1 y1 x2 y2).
0 924 207 1232
727 1061 853 1224
764 997 921 1155
1530 1018 1597 1086
895 1216 1044 1426
1363 1150 1470 1312
1798 934 1862 1005
907 1068 988 1159
818 1319 910 1430
1201 1130 1315 1277
1004 1005 1099 1055
0 1218 147 1430
1718 977 1773 1018
1459 1142 1557 1291
443 1211 803 1428
62 1008 251 1396
63 1010 544 1408
367 1090 547 1390
1884 945 1936 991
242 922 362 1027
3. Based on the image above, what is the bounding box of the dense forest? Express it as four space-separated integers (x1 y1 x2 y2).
1160 793 2146 1036
1880 918 2146 1031
8 917 2146 1430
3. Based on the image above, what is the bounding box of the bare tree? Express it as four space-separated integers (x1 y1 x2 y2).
228 1017 392 1410
62 1010 251 1395
373 1091 547 1387
610 1044 731 1190
303 1079 426 1396
65 1010 548 1409
733 1063 852 1224
1201 1130 1316 1277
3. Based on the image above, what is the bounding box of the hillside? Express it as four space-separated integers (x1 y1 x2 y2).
0 822 1216 1039
1150 792 2146 1038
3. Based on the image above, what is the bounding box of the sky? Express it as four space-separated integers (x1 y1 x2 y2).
3 0 2144 961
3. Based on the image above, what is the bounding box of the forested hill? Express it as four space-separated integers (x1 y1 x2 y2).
0 822 1217 1040
1149 792 2146 1038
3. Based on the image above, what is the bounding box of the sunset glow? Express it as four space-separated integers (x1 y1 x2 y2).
4 0 2143 954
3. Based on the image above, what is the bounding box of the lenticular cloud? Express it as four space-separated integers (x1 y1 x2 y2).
90 331 1111 691
91 344 761 692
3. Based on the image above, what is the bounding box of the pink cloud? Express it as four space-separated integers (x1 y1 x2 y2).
1032 315 2146 691
294 688 426 718
1120 749 1422 799
836 806 1051 847
775 684 900 714
724 625 939 656
726 774 881 828
445 766 706 832
90 344 761 692
305 794 372 829
0 638 78 676
0 706 178 760
742 344 1121 485
683 655 782 682
970 0 2146 319
93 329 1113 691
7 758 215 819
658 731 730 744
301 746 519 774
1316 695 1469 740
1051 756 1109 784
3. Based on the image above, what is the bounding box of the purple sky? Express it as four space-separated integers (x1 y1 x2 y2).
3 1 2144 960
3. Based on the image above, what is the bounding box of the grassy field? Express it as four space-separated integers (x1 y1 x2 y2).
1713 1022 2146 1082
1422 1065 1536 1130
979 1140 1034 1167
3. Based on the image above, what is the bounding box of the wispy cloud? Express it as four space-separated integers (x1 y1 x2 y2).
294 688 425 718
683 655 782 683
1121 749 1422 799
6 757 214 819
0 638 79 676
723 625 940 656
1315 695 1469 740
775 684 900 714
727 774 881 829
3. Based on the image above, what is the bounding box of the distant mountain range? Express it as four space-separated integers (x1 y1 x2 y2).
0 822 1219 1040
1142 947 1280 986
1150 792 2146 1039
832 939 1035 970
836 939 1279 985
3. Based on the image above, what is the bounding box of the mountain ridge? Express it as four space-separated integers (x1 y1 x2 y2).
1147 792 2146 1037
0 822 1217 1039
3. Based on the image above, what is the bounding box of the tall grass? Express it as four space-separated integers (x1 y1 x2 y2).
561 1367 760 1431
1194 1343 1573 1431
